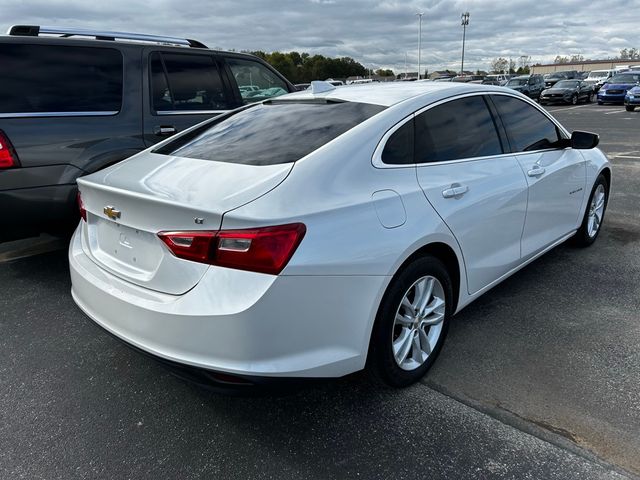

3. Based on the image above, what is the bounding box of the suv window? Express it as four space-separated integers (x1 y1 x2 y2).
227 58 289 104
157 101 385 165
0 44 122 114
150 52 229 112
491 95 562 152
413 96 503 163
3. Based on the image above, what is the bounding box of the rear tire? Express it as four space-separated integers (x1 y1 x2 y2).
571 174 608 247
367 256 453 387
597 101 604 105
571 94 578 105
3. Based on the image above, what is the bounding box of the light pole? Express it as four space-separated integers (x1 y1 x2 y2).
460 11 469 75
416 12 424 79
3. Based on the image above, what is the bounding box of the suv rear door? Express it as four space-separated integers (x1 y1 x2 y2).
142 49 236 147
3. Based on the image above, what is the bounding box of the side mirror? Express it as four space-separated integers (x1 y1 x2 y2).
571 131 599 150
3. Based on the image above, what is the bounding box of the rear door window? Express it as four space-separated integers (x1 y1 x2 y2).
0 44 122 114
156 101 385 165
150 52 230 112
491 95 562 152
413 96 503 163
227 58 289 104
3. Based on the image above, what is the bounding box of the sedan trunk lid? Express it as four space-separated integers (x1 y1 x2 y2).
77 152 292 294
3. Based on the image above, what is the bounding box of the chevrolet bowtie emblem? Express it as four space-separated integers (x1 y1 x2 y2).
103 206 121 220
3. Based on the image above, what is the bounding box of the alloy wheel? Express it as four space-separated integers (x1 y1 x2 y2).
392 276 445 371
587 184 606 238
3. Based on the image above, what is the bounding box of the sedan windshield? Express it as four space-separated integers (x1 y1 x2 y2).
507 79 528 86
610 73 640 84
554 80 580 89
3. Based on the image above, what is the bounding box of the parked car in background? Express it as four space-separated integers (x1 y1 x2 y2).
624 85 640 111
452 75 485 83
295 83 311 91
484 74 510 85
584 69 616 91
544 71 580 88
433 76 454 82
0 25 295 242
597 72 640 104
578 71 590 80
70 81 610 389
539 80 595 105
504 74 545 100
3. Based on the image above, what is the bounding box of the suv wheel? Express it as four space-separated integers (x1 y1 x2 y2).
368 256 453 387
571 94 578 105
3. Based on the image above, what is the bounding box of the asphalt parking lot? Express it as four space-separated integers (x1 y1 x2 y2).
1 103 639 479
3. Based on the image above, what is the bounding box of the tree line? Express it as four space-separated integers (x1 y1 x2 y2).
249 51 387 83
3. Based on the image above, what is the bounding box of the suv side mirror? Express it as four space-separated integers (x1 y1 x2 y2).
571 131 599 149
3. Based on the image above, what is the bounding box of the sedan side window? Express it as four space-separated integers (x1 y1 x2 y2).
414 96 503 163
381 119 414 165
491 95 562 152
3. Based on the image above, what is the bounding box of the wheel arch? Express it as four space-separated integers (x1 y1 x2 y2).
385 239 464 315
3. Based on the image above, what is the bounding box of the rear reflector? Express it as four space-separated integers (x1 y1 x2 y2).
158 223 306 275
0 130 19 168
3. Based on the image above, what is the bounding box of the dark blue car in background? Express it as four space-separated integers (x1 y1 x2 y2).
597 72 640 104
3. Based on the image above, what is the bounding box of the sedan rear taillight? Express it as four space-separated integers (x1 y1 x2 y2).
0 130 19 168
77 191 87 222
158 223 306 275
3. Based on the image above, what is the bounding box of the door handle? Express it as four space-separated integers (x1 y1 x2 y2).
527 165 546 177
442 184 469 198
154 125 177 136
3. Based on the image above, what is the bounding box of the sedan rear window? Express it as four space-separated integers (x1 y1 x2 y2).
158 101 385 165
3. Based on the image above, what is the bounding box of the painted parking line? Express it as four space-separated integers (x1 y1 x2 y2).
545 105 591 113
604 110 627 115
614 155 640 159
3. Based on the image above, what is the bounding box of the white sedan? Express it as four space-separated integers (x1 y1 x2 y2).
70 81 610 388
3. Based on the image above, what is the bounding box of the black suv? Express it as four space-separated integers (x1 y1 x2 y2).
0 25 295 242
504 74 545 100
544 70 580 88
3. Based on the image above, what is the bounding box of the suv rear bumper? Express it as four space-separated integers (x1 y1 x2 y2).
0 184 78 241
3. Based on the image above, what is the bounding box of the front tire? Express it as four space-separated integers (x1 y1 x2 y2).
571 94 578 105
572 174 609 247
368 256 453 387
625 105 635 112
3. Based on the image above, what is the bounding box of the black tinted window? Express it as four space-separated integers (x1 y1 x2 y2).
158 101 385 165
414 96 502 163
492 95 561 152
151 53 229 111
382 120 414 164
0 44 122 113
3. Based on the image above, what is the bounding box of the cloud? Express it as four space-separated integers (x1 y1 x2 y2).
1 0 638 73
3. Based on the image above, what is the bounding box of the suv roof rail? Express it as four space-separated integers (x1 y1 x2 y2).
6 25 207 48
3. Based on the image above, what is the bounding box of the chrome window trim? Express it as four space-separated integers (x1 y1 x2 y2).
0 111 119 119
155 110 227 116
372 90 571 169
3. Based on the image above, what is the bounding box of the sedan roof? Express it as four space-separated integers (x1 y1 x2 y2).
279 82 508 107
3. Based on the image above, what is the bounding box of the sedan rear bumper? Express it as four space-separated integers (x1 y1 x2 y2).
69 227 386 378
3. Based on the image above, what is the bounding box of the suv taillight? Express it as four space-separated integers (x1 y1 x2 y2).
0 130 19 169
158 223 306 275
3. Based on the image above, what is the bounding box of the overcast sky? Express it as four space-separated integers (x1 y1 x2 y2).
2 0 639 73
